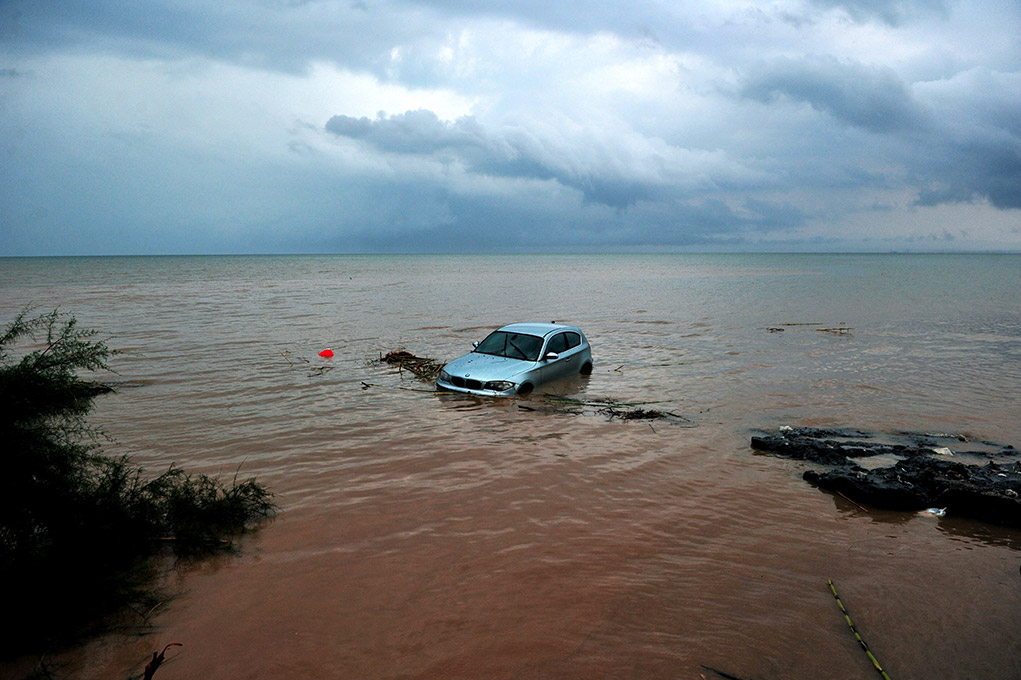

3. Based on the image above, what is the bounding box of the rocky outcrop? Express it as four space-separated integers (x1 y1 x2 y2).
751 428 1021 527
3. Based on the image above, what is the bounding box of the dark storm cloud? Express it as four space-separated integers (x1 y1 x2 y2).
741 56 924 133
0 0 414 75
909 69 1021 209
738 56 1021 211
326 109 484 154
326 110 654 208
915 137 1021 209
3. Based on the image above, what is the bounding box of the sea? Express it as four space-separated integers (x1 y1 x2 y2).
1 253 1019 679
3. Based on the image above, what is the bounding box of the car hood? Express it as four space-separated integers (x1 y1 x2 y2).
442 352 535 382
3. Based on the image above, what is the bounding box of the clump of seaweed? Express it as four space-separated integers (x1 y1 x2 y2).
379 349 445 382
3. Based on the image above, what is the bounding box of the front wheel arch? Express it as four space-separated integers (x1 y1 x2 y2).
517 382 534 396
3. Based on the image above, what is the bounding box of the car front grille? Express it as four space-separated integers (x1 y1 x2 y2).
451 376 483 390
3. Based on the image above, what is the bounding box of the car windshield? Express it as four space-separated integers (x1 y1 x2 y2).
474 331 543 361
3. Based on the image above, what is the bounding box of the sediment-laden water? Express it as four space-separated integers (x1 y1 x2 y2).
2 253 1019 679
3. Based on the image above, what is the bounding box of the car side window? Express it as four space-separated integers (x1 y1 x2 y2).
564 332 580 349
546 333 568 355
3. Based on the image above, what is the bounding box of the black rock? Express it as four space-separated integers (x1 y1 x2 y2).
753 428 1021 528
750 432 909 465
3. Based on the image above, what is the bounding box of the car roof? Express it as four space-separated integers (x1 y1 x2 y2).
497 322 582 337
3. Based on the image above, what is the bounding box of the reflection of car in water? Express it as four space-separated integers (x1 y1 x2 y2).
436 322 593 396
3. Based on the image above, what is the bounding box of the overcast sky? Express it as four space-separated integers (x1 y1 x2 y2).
1 0 1019 255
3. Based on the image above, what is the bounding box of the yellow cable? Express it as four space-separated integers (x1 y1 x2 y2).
828 579 893 680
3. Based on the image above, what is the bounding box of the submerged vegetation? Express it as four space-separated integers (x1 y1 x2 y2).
0 309 275 658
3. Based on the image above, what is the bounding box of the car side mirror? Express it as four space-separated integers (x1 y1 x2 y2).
472 341 479 348
544 351 559 361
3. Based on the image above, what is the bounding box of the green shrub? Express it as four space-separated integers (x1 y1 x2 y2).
0 309 275 658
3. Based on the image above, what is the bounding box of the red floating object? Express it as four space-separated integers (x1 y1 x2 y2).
319 348 334 358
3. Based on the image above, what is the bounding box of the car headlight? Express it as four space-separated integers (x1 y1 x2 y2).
438 369 450 382
484 380 515 392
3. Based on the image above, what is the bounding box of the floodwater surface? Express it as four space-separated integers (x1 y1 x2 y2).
1 253 1020 679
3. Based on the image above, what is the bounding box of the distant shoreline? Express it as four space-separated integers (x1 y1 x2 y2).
2 250 1020 260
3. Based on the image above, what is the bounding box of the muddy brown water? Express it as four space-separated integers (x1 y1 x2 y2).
1 253 1019 679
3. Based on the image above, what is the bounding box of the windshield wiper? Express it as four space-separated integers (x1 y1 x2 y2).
507 338 529 360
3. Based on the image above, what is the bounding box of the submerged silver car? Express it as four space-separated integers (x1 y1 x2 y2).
436 322 593 397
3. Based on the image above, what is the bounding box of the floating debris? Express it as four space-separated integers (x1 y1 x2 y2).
766 322 852 335
279 349 334 378
536 396 695 426
279 350 309 367
598 405 667 421
378 349 445 382
701 665 752 680
143 643 183 680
